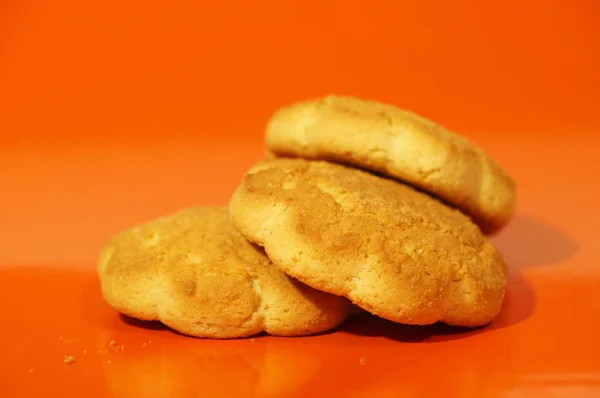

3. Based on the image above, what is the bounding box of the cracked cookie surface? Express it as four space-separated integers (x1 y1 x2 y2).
264 95 516 234
229 159 508 327
97 206 350 338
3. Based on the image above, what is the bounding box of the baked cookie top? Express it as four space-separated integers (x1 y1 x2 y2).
265 95 516 233
230 159 508 327
97 206 350 338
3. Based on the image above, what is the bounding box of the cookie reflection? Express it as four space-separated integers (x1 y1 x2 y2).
102 338 323 398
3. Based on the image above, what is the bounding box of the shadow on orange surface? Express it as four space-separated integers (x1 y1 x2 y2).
343 270 535 343
492 212 579 268
119 316 169 332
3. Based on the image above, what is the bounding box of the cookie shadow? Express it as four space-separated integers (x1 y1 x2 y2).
118 314 276 340
119 314 171 331
491 212 579 268
342 270 535 343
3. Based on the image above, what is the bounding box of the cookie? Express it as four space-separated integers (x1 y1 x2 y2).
97 206 350 338
264 95 516 233
229 159 508 327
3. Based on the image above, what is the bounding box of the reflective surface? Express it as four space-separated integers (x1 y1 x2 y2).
1 136 598 397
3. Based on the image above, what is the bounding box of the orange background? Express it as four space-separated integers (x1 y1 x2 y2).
1 1 599 397
2 0 600 144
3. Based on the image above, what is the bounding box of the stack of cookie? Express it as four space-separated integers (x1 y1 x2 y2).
98 95 516 339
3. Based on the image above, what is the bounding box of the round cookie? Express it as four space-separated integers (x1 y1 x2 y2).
264 95 516 234
97 206 350 338
229 159 508 327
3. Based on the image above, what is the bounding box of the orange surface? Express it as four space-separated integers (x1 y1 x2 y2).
1 0 599 397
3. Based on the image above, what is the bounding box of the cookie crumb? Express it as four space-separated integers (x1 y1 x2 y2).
29 368 34 373
359 357 366 365
141 342 146 348
107 360 112 365
250 338 255 343
109 340 116 346
64 356 76 364
82 350 88 354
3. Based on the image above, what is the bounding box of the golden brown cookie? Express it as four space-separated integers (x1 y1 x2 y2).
97 206 350 338
230 159 508 327
265 95 516 234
